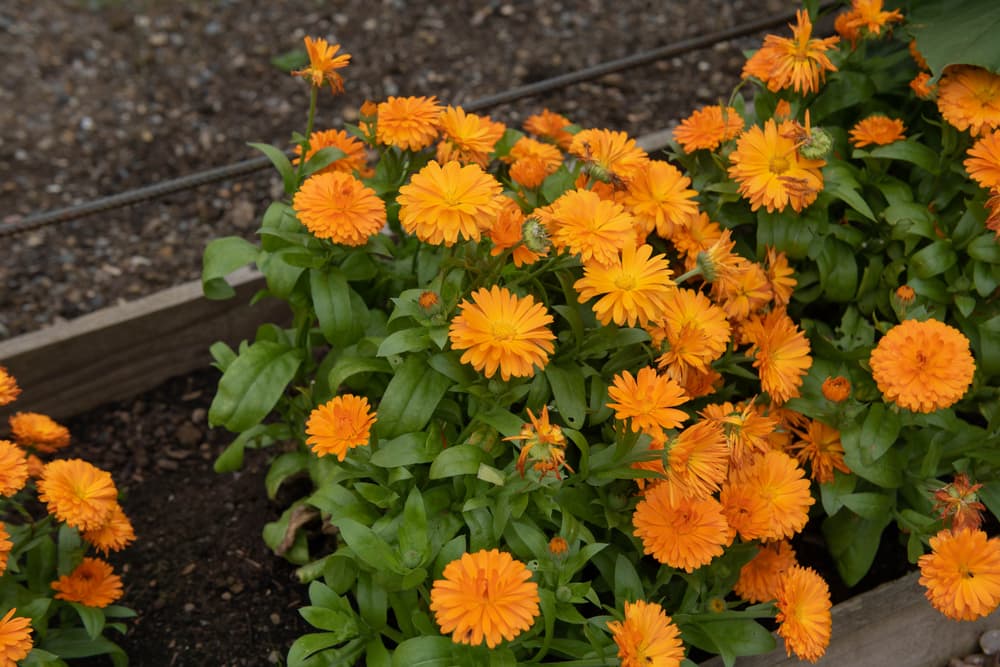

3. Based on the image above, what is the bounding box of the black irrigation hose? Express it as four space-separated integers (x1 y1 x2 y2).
1 2 834 239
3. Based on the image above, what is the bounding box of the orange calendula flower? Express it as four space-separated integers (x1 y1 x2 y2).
293 37 350 94
570 128 649 184
933 474 987 532
849 115 906 148
631 436 668 493
0 608 33 665
574 243 675 328
633 481 731 572
523 108 575 150
869 319 975 413
436 106 506 167
986 188 1000 238
0 367 19 406
722 450 813 541
674 105 744 153
293 129 370 177
742 10 839 95
671 366 724 400
0 523 11 575
735 540 798 603
9 412 70 454
821 376 851 403
700 401 776 467
507 136 562 189
607 367 689 437
418 290 440 311
293 171 386 245
488 199 545 267
545 189 636 266
649 288 731 375
671 211 723 261
448 286 555 381
430 549 540 648
791 419 850 484
766 247 796 307
743 309 812 404
505 406 573 479
621 160 699 239
728 119 825 213
776 566 832 663
376 95 444 150
397 160 503 246
607 600 685 667
711 258 773 322
83 503 136 555
38 459 118 531
305 394 376 461
841 0 903 38
910 72 935 100
52 557 124 608
919 528 1000 621
0 440 28 497
965 130 1000 190
937 65 1000 137
895 284 916 305
548 536 569 557
666 420 730 499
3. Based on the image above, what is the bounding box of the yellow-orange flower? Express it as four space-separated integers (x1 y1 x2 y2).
83 503 136 555
292 172 386 245
791 419 850 484
0 440 28 497
449 286 555 381
937 66 1000 137
621 161 699 238
741 10 839 95
376 95 443 150
670 211 723 261
722 450 813 541
910 72 935 99
570 128 649 183
674 105 744 152
523 109 575 150
436 106 506 167
9 411 70 454
711 259 774 322
633 481 731 572
728 119 825 213
293 37 350 94
766 247 796 307
0 367 19 406
430 549 540 648
0 609 32 665
735 540 798 603
38 459 119 531
743 309 812 404
51 557 123 608
505 406 573 480
869 319 975 413
507 137 562 189
305 394 376 461
776 566 832 663
397 160 503 246
965 130 1000 190
821 376 851 403
649 288 731 374
919 528 1000 621
666 420 730 499
700 401 776 467
545 189 636 266
0 523 10 575
849 115 906 148
840 0 903 38
293 129 370 177
607 600 685 667
607 367 689 437
488 199 545 267
574 243 675 328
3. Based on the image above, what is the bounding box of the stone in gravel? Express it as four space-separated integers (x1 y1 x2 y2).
982 629 1000 655
176 421 202 446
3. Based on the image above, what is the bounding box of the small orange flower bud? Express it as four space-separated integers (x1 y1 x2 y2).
548 536 569 557
895 285 916 305
821 376 851 403
418 290 440 310
360 100 378 117
708 597 727 613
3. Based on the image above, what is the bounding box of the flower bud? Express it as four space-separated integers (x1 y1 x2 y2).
548 536 569 557
821 376 851 403
799 126 833 160
521 217 551 254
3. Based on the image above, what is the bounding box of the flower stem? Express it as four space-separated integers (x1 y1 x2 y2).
295 86 320 185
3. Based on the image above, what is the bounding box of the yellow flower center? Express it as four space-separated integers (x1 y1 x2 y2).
769 155 791 174
614 273 638 290
491 322 518 341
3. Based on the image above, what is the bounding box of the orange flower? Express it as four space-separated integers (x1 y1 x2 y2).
397 160 503 246
488 199 545 267
775 566 832 663
849 115 906 148
38 459 118 531
649 288 731 374
742 10 839 95
292 37 350 94
937 65 1000 137
674 105 744 152
834 11 860 46
0 609 33 665
51 557 124 608
607 367 689 437
292 172 386 245
735 540 798 603
933 474 987 532
728 119 825 213
505 406 573 480
909 40 929 70
986 188 1000 238
418 290 440 310
840 0 903 37
83 503 136 555
569 128 649 183
668 366 723 401
376 95 443 150
821 376 851 403
293 129 370 177
791 419 850 484
9 411 70 454
869 319 975 413
666 420 730 499
523 109 575 150
436 106 506 167
430 549 540 648
448 286 555 381
965 130 1000 190
895 284 916 305
0 440 28 497
621 161 699 239
607 600 685 667
711 259 774 322
766 247 796 307
574 243 675 328
670 211 723 260
743 309 812 404
548 536 569 557
545 189 635 266
631 436 668 493
0 523 10 575
699 402 775 467
632 482 731 572
0 367 19 406
305 394 376 461
722 450 813 541
910 72 935 99
919 528 1000 621
507 137 562 189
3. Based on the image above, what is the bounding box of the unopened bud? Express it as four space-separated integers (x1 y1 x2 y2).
521 217 551 254
584 162 613 183
799 126 833 160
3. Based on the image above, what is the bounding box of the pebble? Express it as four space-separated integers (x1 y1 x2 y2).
982 629 1000 655
183 602 195 613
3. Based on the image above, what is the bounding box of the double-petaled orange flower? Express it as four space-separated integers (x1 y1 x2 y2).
621 161 699 238
293 37 350 94
507 136 562 189
648 288 731 375
83 503 136 555
397 160 503 246
937 66 1000 137
775 566 832 663
0 608 33 665
574 243 675 328
665 420 730 499
742 309 812 404
0 367 19 406
728 119 825 213
633 481 731 572
305 394 376 461
735 540 798 603
849 115 906 147
965 129 1000 190
52 557 124 608
919 528 1000 621
570 128 649 183
436 106 506 167
607 367 689 437
0 440 28 497
838 0 903 38
791 419 850 484
674 105 744 153
721 450 813 541
38 459 118 531
376 95 443 150
293 172 386 245
742 10 839 95
293 129 370 177
545 189 636 266
607 600 685 667
523 109 575 150
9 412 70 454
488 198 546 267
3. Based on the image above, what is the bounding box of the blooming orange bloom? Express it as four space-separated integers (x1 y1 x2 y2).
938 66 1000 137
766 247 796 307
38 459 118 531
397 160 503 246
776 566 832 663
488 199 545 267
548 536 569 556
670 211 723 262
834 11 861 46
919 528 1000 621
728 119 825 213
821 376 851 403
52 557 124 608
621 161 699 239
449 286 555 381
293 37 350 94
570 128 649 183
791 419 850 484
376 95 443 150
83 503 136 555
965 130 1000 190
9 412 70 454
607 367 689 437
507 137 562 189
869 319 975 413
633 481 731 572
523 109 575 150
909 40 929 70
987 188 1000 238
667 366 724 400
840 0 903 38
699 401 776 467
505 406 573 479
0 523 10 575
305 394 376 461
293 172 386 245
722 450 813 541
294 129 370 178
735 540 798 603
666 420 730 499
910 72 935 100
742 309 812 404
0 608 33 665
849 115 906 148
436 106 506 167
0 367 19 407
674 105 744 153
545 189 636 266
607 600 685 667
711 259 774 322
933 474 987 532
0 440 28 497
648 288 731 374
574 243 675 328
742 10 839 95
430 549 540 648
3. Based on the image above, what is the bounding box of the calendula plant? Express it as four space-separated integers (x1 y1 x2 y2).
0 368 136 666
203 1 1000 665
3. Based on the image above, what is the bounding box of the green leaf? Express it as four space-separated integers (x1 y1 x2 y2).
540 166 578 204
299 606 360 641
822 167 876 222
37 629 127 662
852 403 902 462
327 355 392 395
814 238 858 302
370 432 441 467
399 487 430 567
545 364 587 430
819 470 857 516
377 329 431 358
682 618 776 666
613 553 643 604
375 355 452 439
208 341 303 432
202 236 258 300
249 141 297 195
429 444 490 479
391 637 456 667
336 518 406 575
258 248 307 299
841 491 895 520
311 267 365 347
910 242 958 279
70 603 105 640
302 147 348 178
822 509 891 586
810 71 875 122
270 48 309 72
265 451 310 499
287 634 364 667
860 140 941 174
967 234 1000 263
909 1 1000 79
